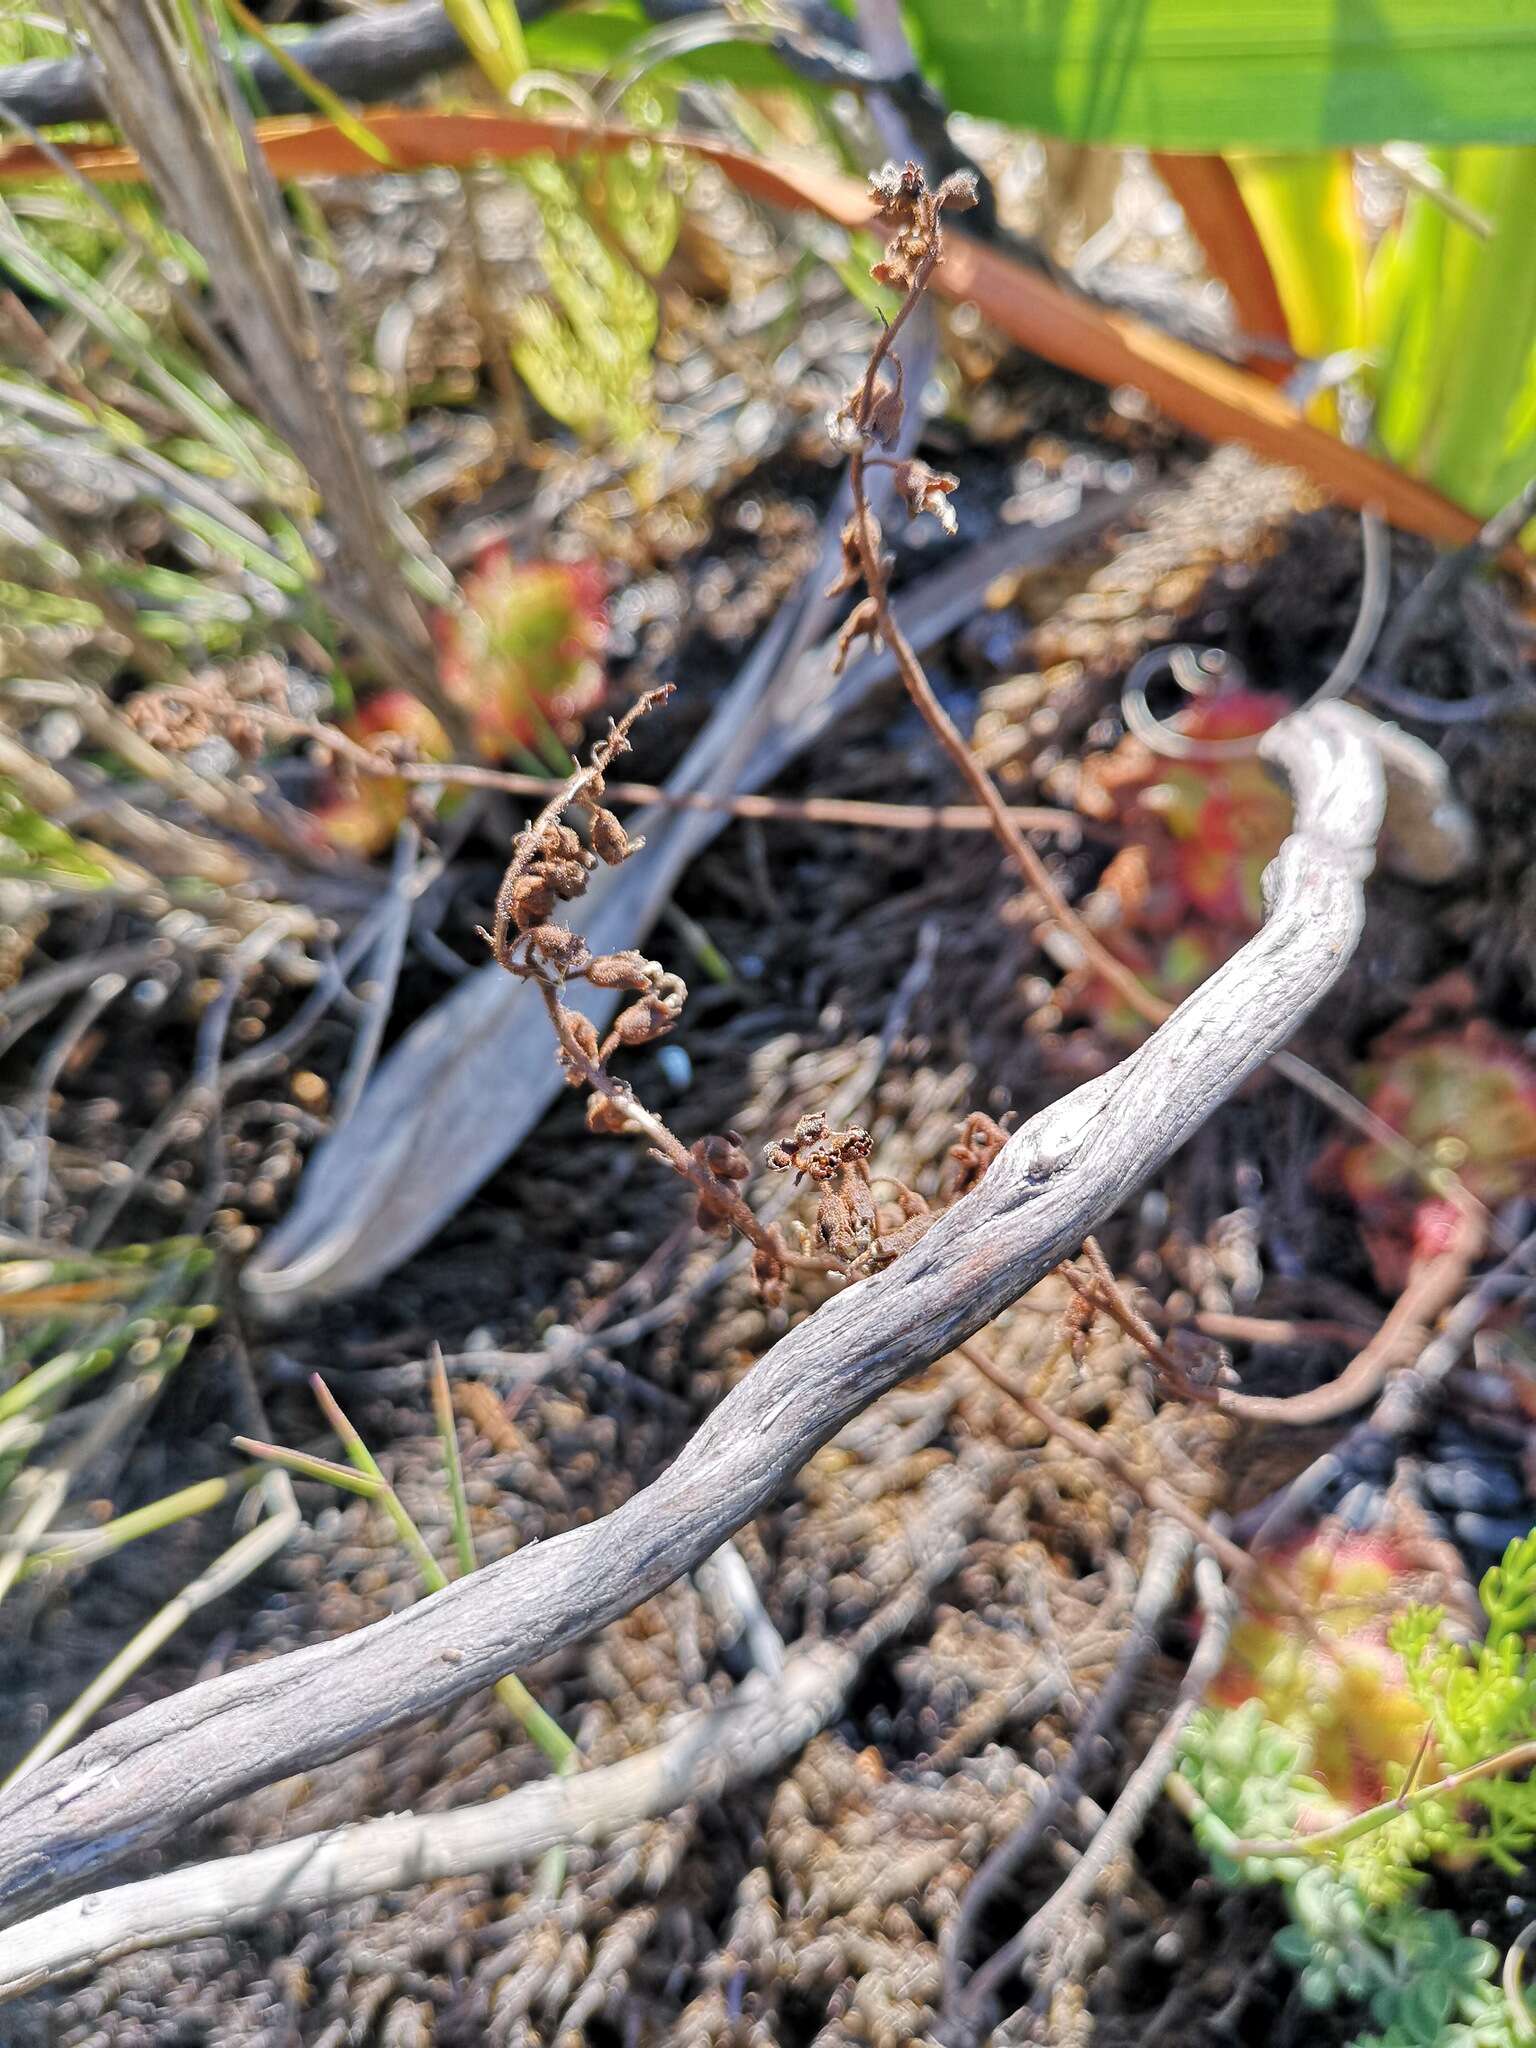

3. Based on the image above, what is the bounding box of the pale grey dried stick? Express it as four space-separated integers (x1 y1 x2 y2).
0 703 1385 1925
940 1551 1232 2042
0 1463 981 1999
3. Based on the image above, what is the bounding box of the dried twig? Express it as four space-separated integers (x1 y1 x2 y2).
15 971 127 1238
942 1555 1235 2042
116 680 1104 842
1238 1214 1536 1549
0 1461 985 2000
0 698 1390 1923
834 166 1484 1253
958 1341 1253 1588
249 352 1136 1301
940 1516 1193 2010
1209 1203 1484 1424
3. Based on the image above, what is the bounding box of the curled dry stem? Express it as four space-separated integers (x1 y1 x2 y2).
124 674 1103 842
836 161 1494 1433
483 688 839 1292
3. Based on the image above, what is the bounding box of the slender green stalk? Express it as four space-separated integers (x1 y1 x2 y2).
305 1375 579 1780
233 1435 383 1497
20 1468 260 1578
0 1310 207 1613
1211 1737 1536 1865
0 1344 116 1426
310 1375 443 1591
429 1348 477 1581
425 1351 573 1894
219 0 397 167
439 0 526 93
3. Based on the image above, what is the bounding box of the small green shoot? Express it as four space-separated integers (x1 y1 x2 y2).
241 1370 579 1816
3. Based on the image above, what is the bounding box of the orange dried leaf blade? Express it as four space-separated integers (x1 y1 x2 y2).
0 1277 143 1316
0 109 1516 559
1151 152 1292 371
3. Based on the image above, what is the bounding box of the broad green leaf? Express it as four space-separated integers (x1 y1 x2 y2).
1226 152 1363 412
1366 147 1536 512
1414 150 1536 509
898 1 1536 151
1366 152 1452 463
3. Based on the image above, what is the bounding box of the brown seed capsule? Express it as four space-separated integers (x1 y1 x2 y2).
509 873 555 930
524 926 591 976
608 988 680 1047
586 950 657 992
540 823 587 864
751 1246 786 1308
692 1132 750 1181
558 1009 600 1070
589 807 633 866
542 857 590 901
586 1094 632 1136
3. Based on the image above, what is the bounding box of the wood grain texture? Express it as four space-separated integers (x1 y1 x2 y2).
0 705 1386 1929
0 1463 987 1999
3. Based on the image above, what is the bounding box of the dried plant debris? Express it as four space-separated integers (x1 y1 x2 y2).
8 115 1536 2048
10 1280 1238 2048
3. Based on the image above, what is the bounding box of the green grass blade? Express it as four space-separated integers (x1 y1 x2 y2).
219 0 398 168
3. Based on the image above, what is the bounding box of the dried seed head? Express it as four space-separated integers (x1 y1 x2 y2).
540 823 587 864
827 510 876 598
586 1093 632 1136
936 171 979 213
692 1131 751 1182
508 873 556 931
542 856 591 902
826 399 872 455
815 1172 877 1257
751 1246 786 1308
870 159 926 218
766 1113 874 1186
834 596 882 676
946 1112 1010 1200
586 950 660 992
589 807 636 866
893 458 959 536
606 972 687 1049
524 926 591 977
865 160 975 292
556 1008 600 1081
866 374 904 447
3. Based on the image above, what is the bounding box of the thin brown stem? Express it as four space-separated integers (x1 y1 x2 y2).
837 196 1495 1252
532 981 838 1276
957 1340 1254 1588
489 687 671 963
1063 1236 1208 1397
1210 1205 1484 1424
130 683 1100 842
